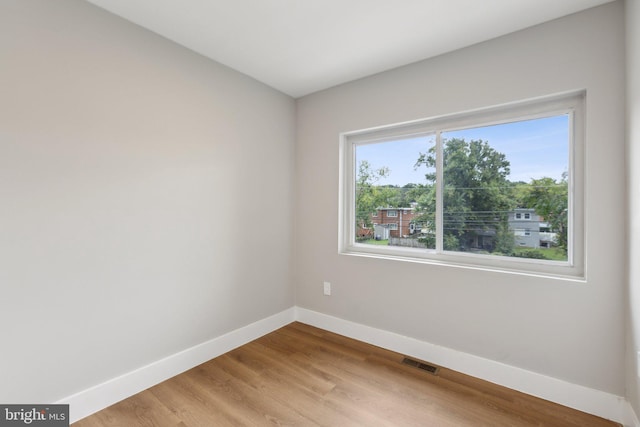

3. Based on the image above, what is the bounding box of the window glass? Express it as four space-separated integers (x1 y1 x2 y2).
353 116 568 261
439 116 568 260
355 136 435 248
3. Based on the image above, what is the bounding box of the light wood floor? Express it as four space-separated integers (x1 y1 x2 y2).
73 322 620 427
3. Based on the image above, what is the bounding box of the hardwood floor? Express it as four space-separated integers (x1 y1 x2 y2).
73 322 620 426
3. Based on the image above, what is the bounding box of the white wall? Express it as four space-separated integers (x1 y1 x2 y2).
0 0 295 403
295 1 626 396
626 0 640 417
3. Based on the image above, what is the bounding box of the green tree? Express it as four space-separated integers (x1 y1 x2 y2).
414 138 516 253
355 161 390 237
520 174 569 253
511 181 532 206
378 185 403 207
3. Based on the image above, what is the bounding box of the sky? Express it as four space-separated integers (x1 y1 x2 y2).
356 114 569 186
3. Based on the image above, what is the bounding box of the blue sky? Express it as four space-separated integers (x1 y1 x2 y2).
356 114 569 186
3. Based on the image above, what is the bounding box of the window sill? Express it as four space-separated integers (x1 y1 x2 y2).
341 244 586 282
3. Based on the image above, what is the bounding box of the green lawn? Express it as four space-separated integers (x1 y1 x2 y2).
359 239 566 261
512 247 567 261
361 239 389 246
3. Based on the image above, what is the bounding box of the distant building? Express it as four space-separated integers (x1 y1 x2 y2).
508 208 556 248
358 207 418 240
360 207 556 248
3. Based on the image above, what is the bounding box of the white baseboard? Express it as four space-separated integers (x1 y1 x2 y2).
58 307 296 424
625 401 640 427
58 306 636 426
295 307 630 426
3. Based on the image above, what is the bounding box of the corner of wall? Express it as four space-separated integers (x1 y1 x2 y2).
626 0 640 421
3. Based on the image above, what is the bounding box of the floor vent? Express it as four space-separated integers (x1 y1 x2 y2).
402 357 440 375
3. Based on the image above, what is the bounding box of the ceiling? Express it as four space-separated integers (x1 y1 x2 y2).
85 0 614 98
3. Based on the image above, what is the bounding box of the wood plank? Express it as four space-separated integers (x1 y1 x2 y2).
73 322 621 427
72 389 185 427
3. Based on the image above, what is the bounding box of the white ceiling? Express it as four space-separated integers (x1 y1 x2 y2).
85 0 614 98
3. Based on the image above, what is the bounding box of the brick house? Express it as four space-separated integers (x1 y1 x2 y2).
359 207 417 239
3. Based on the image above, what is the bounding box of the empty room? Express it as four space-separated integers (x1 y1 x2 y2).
2 0 640 426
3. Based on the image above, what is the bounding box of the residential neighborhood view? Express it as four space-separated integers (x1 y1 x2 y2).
355 115 570 262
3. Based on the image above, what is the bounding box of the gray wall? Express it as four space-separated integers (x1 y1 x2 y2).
294 2 626 395
0 0 295 402
626 0 640 417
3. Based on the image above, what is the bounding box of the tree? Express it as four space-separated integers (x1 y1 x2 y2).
520 174 569 253
377 185 404 207
414 138 516 253
355 161 390 237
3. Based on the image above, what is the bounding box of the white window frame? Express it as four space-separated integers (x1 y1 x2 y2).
387 210 398 217
338 91 585 280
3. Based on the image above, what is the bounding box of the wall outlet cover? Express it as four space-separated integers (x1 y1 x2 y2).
323 282 331 296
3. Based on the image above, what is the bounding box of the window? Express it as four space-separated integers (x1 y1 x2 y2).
339 92 584 279
388 223 398 230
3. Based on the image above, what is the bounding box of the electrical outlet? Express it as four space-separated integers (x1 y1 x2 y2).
323 281 331 296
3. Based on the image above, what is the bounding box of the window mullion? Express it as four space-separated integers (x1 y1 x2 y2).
435 131 443 253
566 109 575 267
